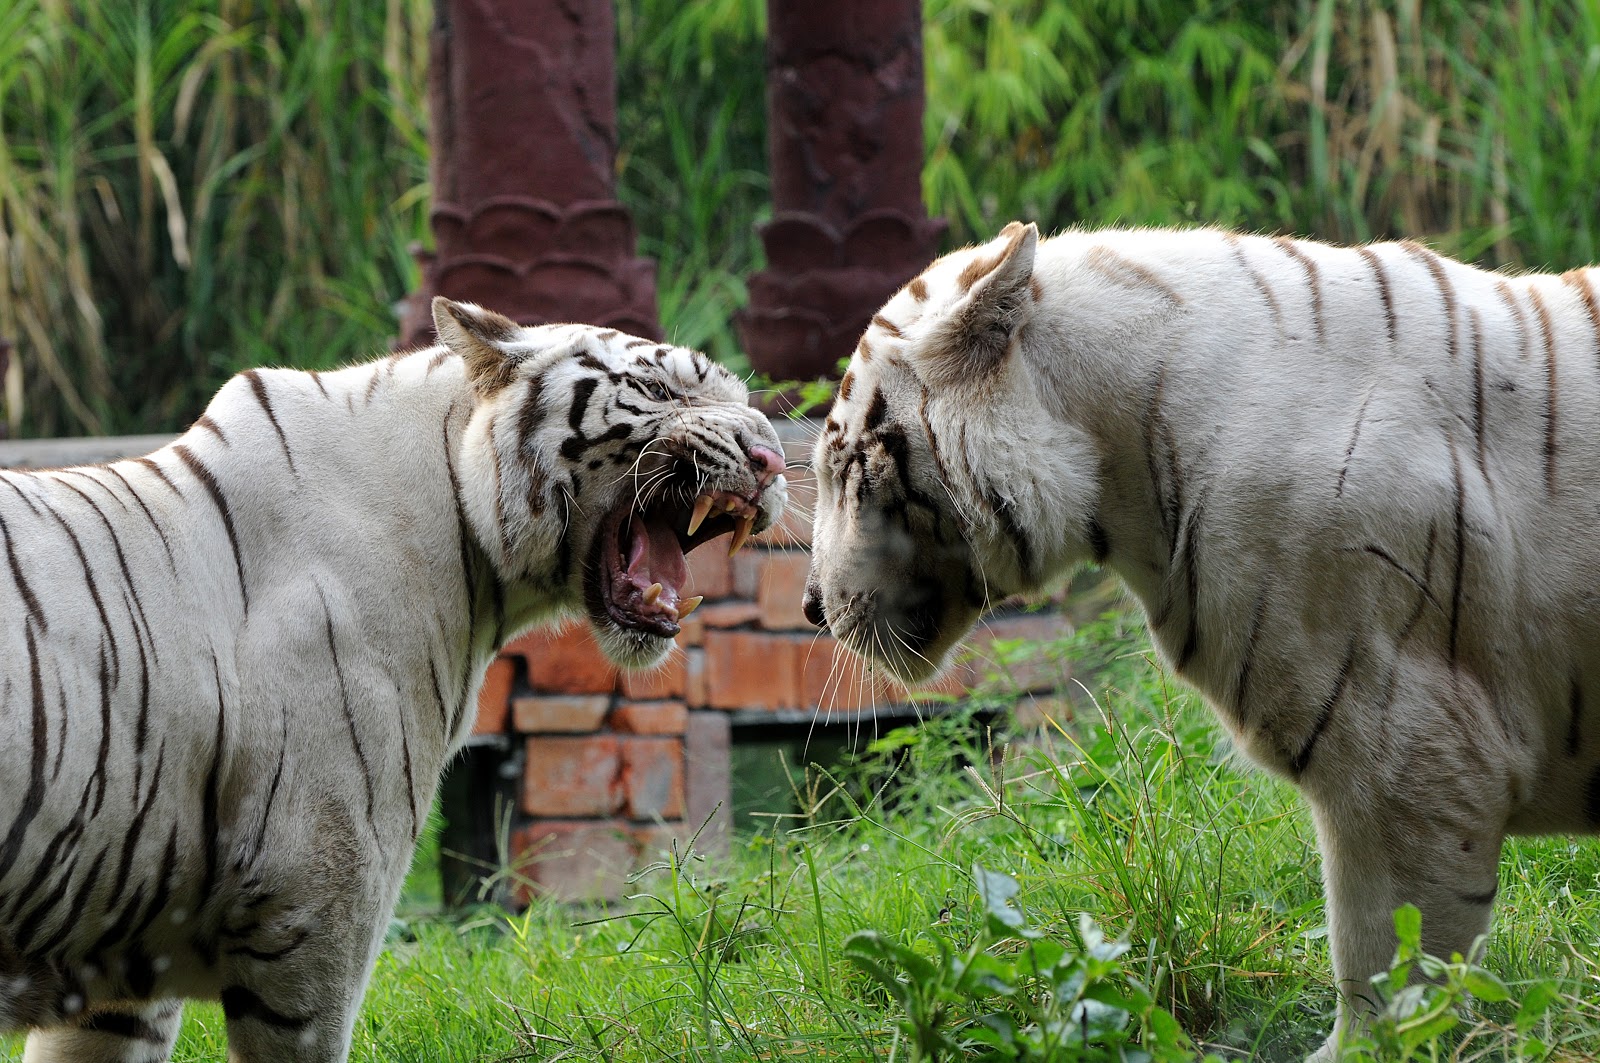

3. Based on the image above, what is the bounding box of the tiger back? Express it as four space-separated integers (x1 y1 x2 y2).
803 221 1600 1059
0 297 786 1062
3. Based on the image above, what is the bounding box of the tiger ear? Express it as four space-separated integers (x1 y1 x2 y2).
431 297 521 396
930 221 1038 381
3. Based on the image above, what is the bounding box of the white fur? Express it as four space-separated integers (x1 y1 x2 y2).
808 224 1600 1057
0 303 783 1061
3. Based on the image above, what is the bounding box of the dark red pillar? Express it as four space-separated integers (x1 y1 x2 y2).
737 0 944 382
398 0 658 348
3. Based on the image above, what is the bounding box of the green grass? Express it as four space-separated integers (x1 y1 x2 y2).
11 616 1592 1061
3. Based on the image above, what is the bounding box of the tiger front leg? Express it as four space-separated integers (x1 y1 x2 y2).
218 932 382 1063
1304 781 1505 1061
22 999 184 1063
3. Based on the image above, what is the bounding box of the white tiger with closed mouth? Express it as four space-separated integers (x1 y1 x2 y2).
0 297 784 1062
804 220 1600 1058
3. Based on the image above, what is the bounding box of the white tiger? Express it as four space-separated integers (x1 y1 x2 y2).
803 221 1600 1057
0 297 786 1062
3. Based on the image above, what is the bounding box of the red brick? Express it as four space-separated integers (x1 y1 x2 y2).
685 546 734 599
620 736 684 819
523 735 623 817
512 694 610 733
683 647 708 708
511 821 636 904
677 613 706 646
799 639 875 712
800 637 974 711
756 550 813 630
507 624 618 695
685 711 731 855
610 699 689 735
703 630 805 710
619 651 686 699
694 601 761 629
472 657 515 736
633 822 694 862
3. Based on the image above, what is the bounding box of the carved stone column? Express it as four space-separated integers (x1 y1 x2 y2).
398 0 658 348
736 0 944 382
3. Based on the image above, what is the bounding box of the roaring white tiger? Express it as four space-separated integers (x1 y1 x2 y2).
804 221 1600 1057
0 297 786 1062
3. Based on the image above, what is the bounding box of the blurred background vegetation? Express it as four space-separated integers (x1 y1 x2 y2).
1 0 1597 437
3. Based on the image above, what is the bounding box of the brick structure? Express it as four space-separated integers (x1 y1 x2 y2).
396 0 658 348
736 0 945 383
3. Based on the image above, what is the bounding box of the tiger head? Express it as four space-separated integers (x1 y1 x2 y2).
803 222 1098 682
432 297 787 669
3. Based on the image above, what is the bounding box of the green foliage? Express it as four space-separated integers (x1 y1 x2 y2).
844 865 1206 1061
5 2 1600 435
0 0 432 437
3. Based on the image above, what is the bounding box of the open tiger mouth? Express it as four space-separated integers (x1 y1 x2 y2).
591 483 763 638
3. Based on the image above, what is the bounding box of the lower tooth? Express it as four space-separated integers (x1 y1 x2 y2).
643 582 663 605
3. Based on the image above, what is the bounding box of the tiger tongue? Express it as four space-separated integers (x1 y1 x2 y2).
624 515 688 607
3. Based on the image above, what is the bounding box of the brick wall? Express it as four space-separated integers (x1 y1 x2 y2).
469 420 1068 902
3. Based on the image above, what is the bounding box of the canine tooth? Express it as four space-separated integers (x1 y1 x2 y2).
643 582 663 605
679 595 703 619
687 495 713 536
727 514 755 556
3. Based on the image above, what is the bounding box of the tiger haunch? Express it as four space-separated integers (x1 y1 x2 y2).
806 222 1600 1059
0 297 784 1062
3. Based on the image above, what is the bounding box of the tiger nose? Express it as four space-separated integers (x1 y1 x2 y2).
802 574 827 629
749 444 786 488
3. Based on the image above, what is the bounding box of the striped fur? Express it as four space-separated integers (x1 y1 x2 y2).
0 298 784 1062
805 222 1600 1059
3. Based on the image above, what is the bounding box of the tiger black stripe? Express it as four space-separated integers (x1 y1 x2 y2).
96 741 168 941
1529 286 1559 494
173 444 250 616
1359 544 1439 606
0 627 49 886
1273 236 1326 344
246 710 289 867
195 414 229 445
34 853 111 966
309 368 330 395
1470 308 1489 482
220 986 311 1031
1336 387 1375 497
1563 269 1600 364
1402 241 1460 362
1086 515 1110 564
242 369 298 476
228 927 311 963
1494 280 1532 361
89 644 112 818
191 654 230 950
1291 638 1358 777
1356 245 1398 347
397 702 420 841
6 775 92 934
73 1009 171 1044
38 497 121 680
1447 436 1468 667
0 503 47 634
57 477 155 653
131 456 181 496
1172 498 1205 671
1233 584 1271 720
319 591 379 845
1397 522 1440 645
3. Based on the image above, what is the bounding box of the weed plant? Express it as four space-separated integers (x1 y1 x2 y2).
10 616 1591 1061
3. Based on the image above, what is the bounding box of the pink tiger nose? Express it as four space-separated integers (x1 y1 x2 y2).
749 444 786 487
